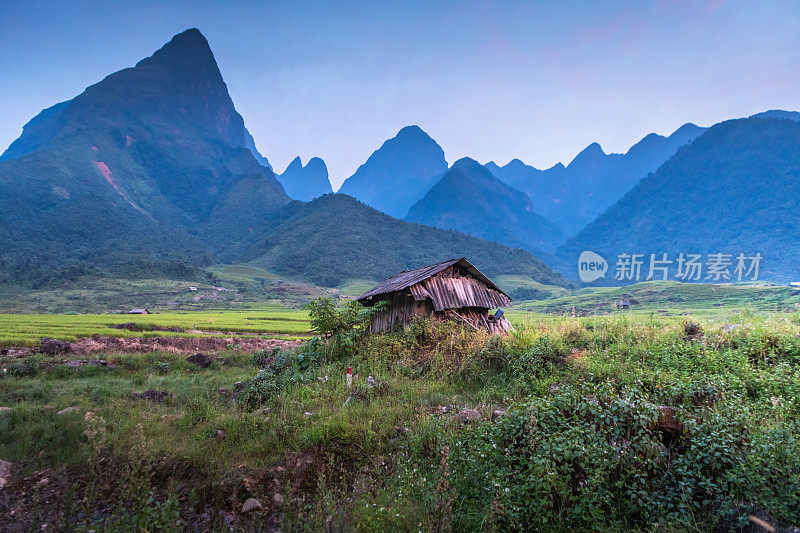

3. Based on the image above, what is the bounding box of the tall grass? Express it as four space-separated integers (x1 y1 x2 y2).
1 313 799 530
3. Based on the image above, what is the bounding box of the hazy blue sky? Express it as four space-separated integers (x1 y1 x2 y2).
2 1 799 188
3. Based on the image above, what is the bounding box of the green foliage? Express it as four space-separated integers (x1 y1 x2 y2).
236 350 295 409
251 194 572 288
304 297 388 358
509 334 564 379
3 312 800 531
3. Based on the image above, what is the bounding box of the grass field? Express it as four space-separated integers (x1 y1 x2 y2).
513 280 800 315
0 265 338 314
2 311 799 530
0 309 312 347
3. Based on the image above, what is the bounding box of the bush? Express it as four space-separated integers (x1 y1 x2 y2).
6 359 39 377
304 298 387 358
509 335 564 378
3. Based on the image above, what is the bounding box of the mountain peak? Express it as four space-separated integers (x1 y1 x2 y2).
750 109 800 122
283 156 303 174
278 156 331 201
569 142 605 167
452 156 480 170
396 125 428 138
337 125 447 216
135 28 219 76
669 122 705 139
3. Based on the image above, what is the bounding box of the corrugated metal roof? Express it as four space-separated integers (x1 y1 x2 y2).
410 276 510 311
357 257 510 308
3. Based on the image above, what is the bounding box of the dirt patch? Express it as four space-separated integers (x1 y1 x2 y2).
70 335 302 355
112 322 184 332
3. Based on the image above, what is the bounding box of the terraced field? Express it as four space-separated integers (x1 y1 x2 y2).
0 309 312 347
512 280 800 315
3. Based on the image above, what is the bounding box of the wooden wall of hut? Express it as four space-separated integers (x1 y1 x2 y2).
369 291 434 333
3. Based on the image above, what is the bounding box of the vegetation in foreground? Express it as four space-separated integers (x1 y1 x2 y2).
1 302 799 531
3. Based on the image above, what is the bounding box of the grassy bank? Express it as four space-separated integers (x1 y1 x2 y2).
1 311 800 530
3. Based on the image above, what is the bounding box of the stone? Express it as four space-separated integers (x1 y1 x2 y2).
65 360 114 368
186 353 212 368
684 323 702 337
0 459 11 479
549 383 561 395
0 459 11 489
40 338 71 355
57 406 80 415
241 498 263 514
272 493 284 505
722 324 744 333
0 407 11 414
37 477 49 488
459 408 481 423
366 375 376 387
140 390 172 403
491 409 508 422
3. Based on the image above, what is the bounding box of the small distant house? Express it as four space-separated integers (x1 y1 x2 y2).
790 282 800 290
618 299 631 310
189 286 198 291
129 308 150 314
357 258 513 334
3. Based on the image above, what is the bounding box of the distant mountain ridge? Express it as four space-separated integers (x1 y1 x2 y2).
559 115 800 283
405 158 564 256
486 123 706 235
278 156 332 201
337 125 448 217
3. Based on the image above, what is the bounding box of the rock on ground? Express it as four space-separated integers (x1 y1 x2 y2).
40 338 70 355
722 324 745 333
491 409 508 422
186 353 212 368
0 459 10 489
241 498 263 514
459 409 481 423
139 390 172 403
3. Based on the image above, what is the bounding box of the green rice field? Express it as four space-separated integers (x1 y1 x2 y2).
0 309 312 347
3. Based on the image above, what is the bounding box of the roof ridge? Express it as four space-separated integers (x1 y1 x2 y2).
357 257 507 304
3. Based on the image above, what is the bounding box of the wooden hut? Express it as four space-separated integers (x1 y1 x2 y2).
357 258 513 334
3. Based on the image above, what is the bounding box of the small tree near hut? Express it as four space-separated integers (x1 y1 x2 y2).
304 298 388 358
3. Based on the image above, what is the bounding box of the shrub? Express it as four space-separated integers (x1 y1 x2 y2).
304 298 387 358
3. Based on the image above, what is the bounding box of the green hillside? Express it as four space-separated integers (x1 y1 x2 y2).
248 194 572 288
513 280 800 315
